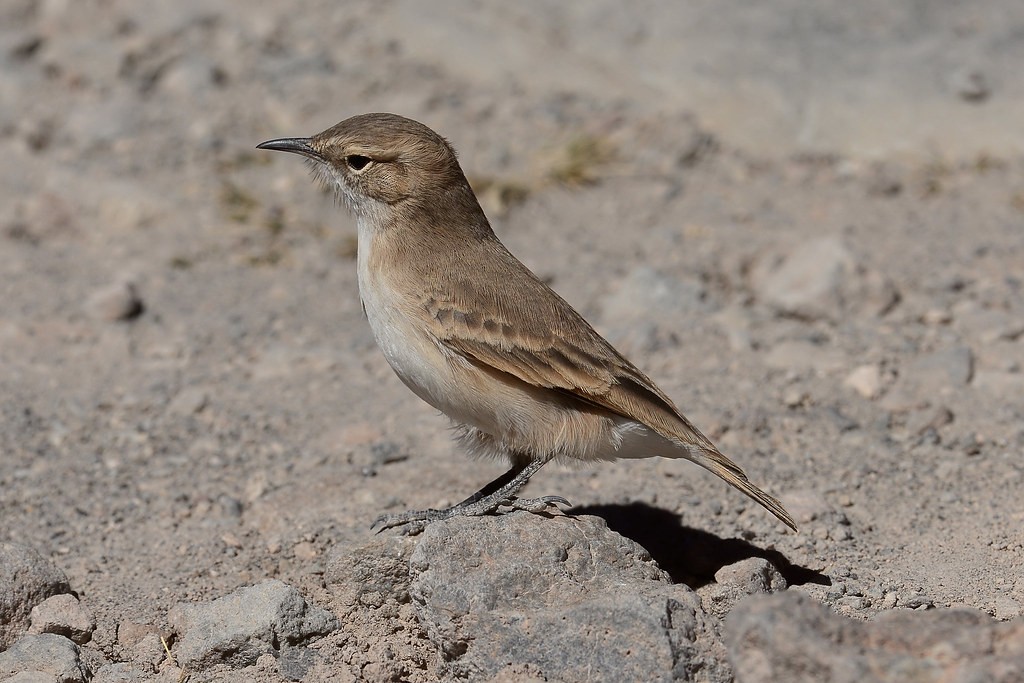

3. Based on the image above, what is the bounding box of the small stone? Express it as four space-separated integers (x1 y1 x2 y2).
0 633 91 683
129 632 166 668
882 347 974 411
28 594 95 645
950 67 990 102
714 558 787 595
86 281 144 322
993 596 1022 620
167 579 338 671
898 594 934 610
729 594 1024 683
782 389 807 408
167 387 208 416
116 621 164 649
750 237 855 321
836 596 868 610
973 370 1024 399
906 406 954 436
0 543 71 648
921 308 952 326
293 541 317 561
844 364 882 399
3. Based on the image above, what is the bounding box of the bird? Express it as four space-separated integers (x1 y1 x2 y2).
257 113 797 534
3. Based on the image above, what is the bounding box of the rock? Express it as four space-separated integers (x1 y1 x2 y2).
905 406 954 437
408 512 731 682
750 237 857 321
91 662 151 683
700 558 787 619
128 633 166 669
726 592 1024 683
166 386 209 417
881 347 974 411
4 672 58 683
749 237 897 321
28 594 96 645
973 370 1024 399
0 543 72 648
85 280 144 322
843 364 882 399
0 633 91 683
949 67 990 102
167 579 339 671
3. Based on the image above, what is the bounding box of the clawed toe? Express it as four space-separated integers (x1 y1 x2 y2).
505 495 572 513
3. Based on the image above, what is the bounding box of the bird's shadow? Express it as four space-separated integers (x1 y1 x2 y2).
571 502 830 589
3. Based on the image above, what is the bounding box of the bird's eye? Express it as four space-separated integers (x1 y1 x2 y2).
345 155 372 172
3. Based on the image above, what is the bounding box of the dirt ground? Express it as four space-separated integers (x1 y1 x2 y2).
1 1 1023 681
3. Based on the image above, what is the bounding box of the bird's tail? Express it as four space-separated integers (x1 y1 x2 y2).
689 445 798 532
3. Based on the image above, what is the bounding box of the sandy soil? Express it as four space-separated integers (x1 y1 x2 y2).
1 1 1023 680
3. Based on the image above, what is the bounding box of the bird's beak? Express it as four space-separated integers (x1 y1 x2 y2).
256 137 321 160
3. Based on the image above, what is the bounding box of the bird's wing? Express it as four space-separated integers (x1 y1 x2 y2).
415 252 797 531
420 267 717 453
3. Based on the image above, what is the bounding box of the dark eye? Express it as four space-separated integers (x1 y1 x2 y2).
345 155 371 171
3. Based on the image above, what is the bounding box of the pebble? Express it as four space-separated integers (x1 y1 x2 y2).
167 579 338 671
28 594 95 645
85 281 144 322
881 346 974 411
728 592 1024 682
0 633 91 683
0 543 71 649
750 236 854 321
949 67 990 102
843 364 882 399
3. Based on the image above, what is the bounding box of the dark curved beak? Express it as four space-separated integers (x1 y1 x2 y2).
256 137 321 160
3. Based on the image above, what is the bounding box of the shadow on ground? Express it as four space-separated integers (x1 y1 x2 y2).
573 502 831 589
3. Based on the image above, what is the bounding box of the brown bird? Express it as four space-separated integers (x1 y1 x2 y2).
257 113 797 533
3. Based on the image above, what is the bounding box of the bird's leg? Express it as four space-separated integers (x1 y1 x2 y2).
372 457 569 534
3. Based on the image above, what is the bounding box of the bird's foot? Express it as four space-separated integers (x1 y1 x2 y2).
499 495 571 513
372 495 571 535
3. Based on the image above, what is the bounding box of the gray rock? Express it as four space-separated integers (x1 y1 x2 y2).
167 579 339 671
409 512 731 682
882 347 974 412
700 558 787 619
0 543 71 648
91 662 151 683
750 237 853 321
28 594 96 645
973 370 1024 399
85 280 144 322
843 364 883 399
750 237 897 321
4 672 59 683
0 633 91 683
726 592 1024 683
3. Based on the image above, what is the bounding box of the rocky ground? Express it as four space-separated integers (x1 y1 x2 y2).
2 1 1023 681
